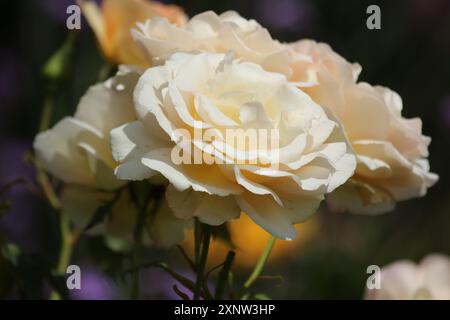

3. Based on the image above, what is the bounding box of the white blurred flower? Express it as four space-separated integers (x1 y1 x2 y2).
365 254 450 300
33 67 189 247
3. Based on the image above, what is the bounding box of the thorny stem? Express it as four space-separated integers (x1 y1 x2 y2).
215 250 236 299
131 198 151 300
128 261 208 299
176 245 197 273
131 240 143 299
193 223 211 300
194 219 201 265
131 187 162 299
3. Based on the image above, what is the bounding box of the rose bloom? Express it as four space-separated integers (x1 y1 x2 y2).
110 52 356 240
79 0 187 66
133 10 437 214
131 10 314 85
33 67 188 247
365 254 450 300
289 40 438 214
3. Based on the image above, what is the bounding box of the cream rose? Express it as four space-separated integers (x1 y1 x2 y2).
130 10 437 214
33 67 188 247
365 254 450 300
289 40 438 214
131 10 314 85
110 52 356 240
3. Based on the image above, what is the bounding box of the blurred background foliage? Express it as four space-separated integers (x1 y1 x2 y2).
0 0 449 299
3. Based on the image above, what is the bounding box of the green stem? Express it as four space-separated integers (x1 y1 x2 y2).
132 262 208 299
50 214 74 300
36 170 60 210
131 188 161 300
40 32 76 132
193 224 210 300
38 94 55 132
176 245 197 273
215 250 235 299
39 32 77 300
243 236 276 292
131 248 142 300
131 199 150 300
194 218 201 264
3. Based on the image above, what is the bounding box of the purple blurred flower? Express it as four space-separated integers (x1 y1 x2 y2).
0 193 37 251
71 265 121 300
257 0 315 32
0 138 39 251
0 138 33 190
139 268 185 299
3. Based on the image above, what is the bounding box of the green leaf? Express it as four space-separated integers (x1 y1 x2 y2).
1 243 21 266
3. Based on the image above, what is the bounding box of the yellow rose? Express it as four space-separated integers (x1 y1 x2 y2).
79 0 187 66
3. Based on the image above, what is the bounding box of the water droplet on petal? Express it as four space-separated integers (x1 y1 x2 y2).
115 83 125 91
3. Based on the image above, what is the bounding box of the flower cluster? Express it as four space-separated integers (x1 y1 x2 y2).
33 2 437 247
